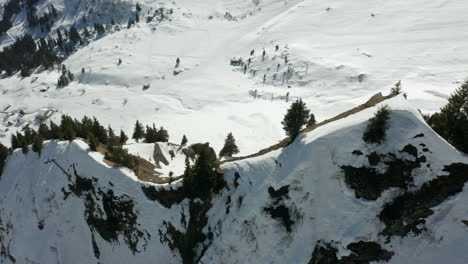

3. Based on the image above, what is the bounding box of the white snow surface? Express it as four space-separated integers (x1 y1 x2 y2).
0 96 467 263
1 0 468 155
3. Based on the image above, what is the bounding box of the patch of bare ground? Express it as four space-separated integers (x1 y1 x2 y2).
91 142 182 184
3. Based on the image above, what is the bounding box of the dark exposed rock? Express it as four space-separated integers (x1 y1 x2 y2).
268 185 290 199
64 164 149 254
343 144 431 200
308 241 393 264
0 217 16 263
400 144 418 158
153 143 169 166
159 200 212 264
91 233 100 259
234 172 240 188
264 185 295 232
37 220 44 230
379 163 468 238
308 241 339 264
367 152 380 166
342 241 394 263
352 150 364 156
413 133 424 138
83 189 149 254
342 156 422 200
237 195 243 208
225 196 231 214
462 220 468 227
141 185 185 208
264 205 294 232
68 173 95 197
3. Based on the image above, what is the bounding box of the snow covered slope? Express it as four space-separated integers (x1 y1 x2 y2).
2 0 468 155
0 139 186 263
203 95 468 263
1 96 467 263
0 0 135 47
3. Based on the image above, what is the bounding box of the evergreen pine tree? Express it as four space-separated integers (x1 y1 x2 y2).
20 134 29 154
428 80 468 153
108 126 118 147
11 134 20 149
92 117 108 144
63 125 76 141
136 3 142 12
156 126 169 142
69 26 81 43
0 142 9 174
119 130 128 145
390 80 402 96
38 123 51 139
181 135 188 145
219 132 239 157
144 124 156 143
50 121 63 140
281 98 310 141
183 145 218 198
362 105 391 144
108 126 115 138
132 120 144 142
32 135 43 155
88 133 99 151
84 27 91 37
307 113 316 127
24 127 35 146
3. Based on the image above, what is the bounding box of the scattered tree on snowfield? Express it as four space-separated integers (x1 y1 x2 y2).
362 105 391 144
219 133 239 157
181 135 188 145
390 80 402 96
119 130 128 145
282 98 310 141
307 113 316 127
132 120 144 142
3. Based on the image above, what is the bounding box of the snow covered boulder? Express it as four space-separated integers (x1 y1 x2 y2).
230 56 243 66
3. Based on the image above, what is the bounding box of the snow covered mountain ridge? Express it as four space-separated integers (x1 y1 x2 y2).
2 0 468 154
0 95 467 263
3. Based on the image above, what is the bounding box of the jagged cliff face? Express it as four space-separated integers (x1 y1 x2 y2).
0 96 467 264
0 140 185 263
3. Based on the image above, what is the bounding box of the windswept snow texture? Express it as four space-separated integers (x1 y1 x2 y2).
1 96 467 263
1 0 468 155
